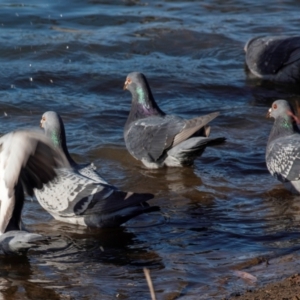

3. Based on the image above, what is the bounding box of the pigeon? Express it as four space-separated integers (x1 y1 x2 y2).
266 99 300 194
0 130 69 235
0 231 49 255
36 111 159 228
0 230 70 255
244 35 300 82
123 72 226 168
40 111 108 185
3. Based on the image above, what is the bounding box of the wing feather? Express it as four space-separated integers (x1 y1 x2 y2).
0 130 69 234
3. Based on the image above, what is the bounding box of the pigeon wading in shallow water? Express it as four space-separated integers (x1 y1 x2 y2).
37 111 159 228
244 36 300 82
266 99 300 194
0 130 68 236
123 72 226 169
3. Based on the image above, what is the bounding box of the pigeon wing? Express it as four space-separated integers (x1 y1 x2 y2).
172 112 220 147
266 135 300 182
125 115 185 161
0 130 68 234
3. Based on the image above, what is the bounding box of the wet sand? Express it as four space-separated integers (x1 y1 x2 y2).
230 274 300 300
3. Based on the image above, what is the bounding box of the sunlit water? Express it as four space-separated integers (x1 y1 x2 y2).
1 0 300 299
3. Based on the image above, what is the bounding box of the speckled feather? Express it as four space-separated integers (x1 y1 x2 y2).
37 111 158 227
266 136 300 182
266 100 300 192
34 168 156 227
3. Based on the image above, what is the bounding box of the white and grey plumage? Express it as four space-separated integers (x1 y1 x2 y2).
0 231 49 255
244 36 300 82
36 111 158 228
0 130 69 236
0 230 70 255
123 72 226 169
266 99 300 193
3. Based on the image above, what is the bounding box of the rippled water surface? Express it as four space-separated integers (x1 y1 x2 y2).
2 0 300 299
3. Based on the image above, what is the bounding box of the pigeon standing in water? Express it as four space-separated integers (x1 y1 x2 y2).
37 111 158 228
244 36 300 82
0 129 68 253
123 72 226 169
266 99 300 194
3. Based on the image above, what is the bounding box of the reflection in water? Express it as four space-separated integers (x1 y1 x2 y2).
0 255 63 300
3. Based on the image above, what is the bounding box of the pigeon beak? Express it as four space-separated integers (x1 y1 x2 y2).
123 79 129 90
123 78 131 90
40 119 44 128
266 108 272 118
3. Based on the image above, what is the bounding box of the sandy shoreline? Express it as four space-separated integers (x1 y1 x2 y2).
229 274 300 300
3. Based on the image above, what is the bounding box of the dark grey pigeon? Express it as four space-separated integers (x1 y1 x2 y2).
123 72 226 168
36 111 159 228
0 130 68 235
244 36 300 82
266 99 300 194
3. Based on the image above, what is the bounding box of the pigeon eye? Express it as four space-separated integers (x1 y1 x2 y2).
42 117 46 121
127 78 132 84
273 104 277 109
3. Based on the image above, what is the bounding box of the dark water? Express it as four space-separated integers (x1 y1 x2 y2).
1 0 300 299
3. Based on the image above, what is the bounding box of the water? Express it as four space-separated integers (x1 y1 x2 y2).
1 0 300 298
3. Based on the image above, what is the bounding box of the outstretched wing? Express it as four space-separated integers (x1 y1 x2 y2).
0 130 69 234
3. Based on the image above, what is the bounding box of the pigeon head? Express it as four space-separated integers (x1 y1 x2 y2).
267 100 300 143
40 111 75 165
124 72 165 118
40 111 65 147
267 100 299 123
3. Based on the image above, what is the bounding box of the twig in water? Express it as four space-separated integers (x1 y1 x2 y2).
143 268 157 300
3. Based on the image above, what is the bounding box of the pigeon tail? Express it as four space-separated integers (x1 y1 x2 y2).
172 111 220 147
166 136 226 166
84 203 160 228
83 189 155 216
83 190 158 227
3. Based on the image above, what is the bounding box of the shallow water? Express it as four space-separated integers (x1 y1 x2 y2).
1 0 300 299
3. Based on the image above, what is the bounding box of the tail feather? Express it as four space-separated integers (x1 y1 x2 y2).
167 136 226 165
82 190 159 227
172 112 220 147
91 204 160 228
84 190 155 215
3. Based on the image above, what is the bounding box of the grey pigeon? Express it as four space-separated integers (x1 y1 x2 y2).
266 99 300 194
123 72 226 168
40 111 108 185
0 130 68 235
0 231 70 255
36 111 159 228
244 36 300 82
0 231 49 255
